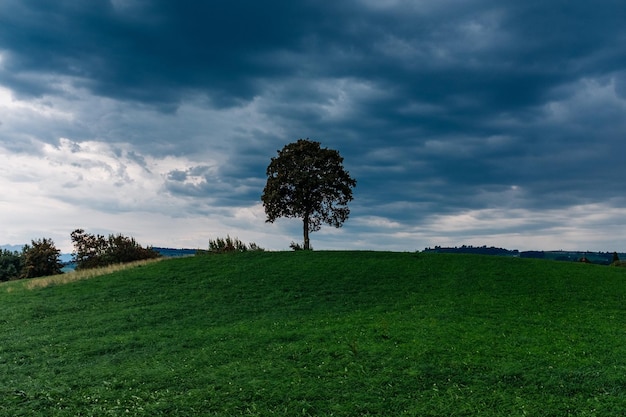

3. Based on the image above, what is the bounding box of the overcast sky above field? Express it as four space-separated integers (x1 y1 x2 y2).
1 0 625 253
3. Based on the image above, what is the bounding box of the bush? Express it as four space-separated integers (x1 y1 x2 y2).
71 229 160 270
21 238 64 278
289 241 312 251
208 236 264 253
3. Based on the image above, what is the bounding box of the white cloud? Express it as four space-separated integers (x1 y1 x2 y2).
0 78 295 251
353 215 404 229
0 84 74 122
0 135 259 250
423 203 626 251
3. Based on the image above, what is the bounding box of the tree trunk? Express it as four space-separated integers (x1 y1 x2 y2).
303 214 310 250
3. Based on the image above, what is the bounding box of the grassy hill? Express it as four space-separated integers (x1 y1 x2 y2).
1 251 626 416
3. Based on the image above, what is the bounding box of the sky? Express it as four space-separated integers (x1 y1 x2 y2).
1 0 625 253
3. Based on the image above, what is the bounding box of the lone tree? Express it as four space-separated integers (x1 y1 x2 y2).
262 138 356 250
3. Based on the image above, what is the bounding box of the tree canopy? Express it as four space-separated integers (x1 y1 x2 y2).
261 138 356 250
21 238 64 278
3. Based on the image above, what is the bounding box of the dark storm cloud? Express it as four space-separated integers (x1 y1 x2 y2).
2 1 623 113
0 0 324 106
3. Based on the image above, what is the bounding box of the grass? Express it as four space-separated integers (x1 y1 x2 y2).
1 251 626 416
5 258 165 292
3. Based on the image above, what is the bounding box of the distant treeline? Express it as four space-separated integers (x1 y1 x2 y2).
424 245 518 257
518 250 624 265
153 247 199 257
423 245 624 265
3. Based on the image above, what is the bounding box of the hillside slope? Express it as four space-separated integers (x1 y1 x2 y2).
1 252 626 416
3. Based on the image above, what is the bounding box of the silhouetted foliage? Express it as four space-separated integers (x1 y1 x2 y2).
71 229 160 270
207 236 264 253
289 241 305 251
0 249 22 281
21 238 64 278
262 138 356 250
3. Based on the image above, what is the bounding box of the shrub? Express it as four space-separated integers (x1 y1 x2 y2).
289 241 304 251
71 229 160 270
289 241 312 251
208 236 264 253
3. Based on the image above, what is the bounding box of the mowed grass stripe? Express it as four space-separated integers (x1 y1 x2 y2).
1 251 625 416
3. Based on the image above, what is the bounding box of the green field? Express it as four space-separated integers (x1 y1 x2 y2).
1 251 626 416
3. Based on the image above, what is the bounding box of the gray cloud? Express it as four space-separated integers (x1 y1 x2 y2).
0 0 625 251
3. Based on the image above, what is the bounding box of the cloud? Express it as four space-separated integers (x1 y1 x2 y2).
1 1 625 252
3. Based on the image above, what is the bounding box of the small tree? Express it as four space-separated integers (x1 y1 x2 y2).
261 138 356 250
21 238 64 279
